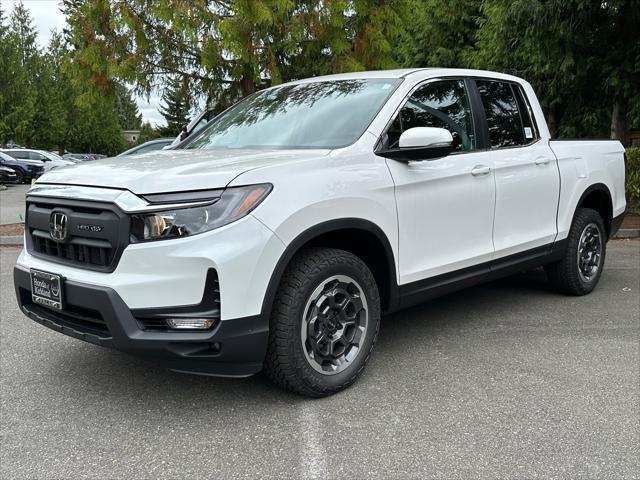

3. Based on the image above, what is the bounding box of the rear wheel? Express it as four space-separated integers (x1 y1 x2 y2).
264 248 380 397
545 208 607 295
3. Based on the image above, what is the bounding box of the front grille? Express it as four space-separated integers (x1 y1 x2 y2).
25 197 130 272
32 230 113 267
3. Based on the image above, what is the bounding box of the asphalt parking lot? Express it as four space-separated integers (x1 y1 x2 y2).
1 241 638 479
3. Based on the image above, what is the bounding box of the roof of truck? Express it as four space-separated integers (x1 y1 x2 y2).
286 68 525 85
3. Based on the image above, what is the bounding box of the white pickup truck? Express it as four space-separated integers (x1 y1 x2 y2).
14 68 626 397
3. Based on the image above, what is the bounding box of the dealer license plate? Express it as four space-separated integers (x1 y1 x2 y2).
30 269 63 310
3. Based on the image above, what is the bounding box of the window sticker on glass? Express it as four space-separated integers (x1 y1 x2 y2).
524 127 533 139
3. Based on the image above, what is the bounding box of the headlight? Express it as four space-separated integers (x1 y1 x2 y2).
130 184 272 242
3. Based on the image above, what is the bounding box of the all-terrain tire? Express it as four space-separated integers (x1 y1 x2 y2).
545 208 607 295
263 247 381 397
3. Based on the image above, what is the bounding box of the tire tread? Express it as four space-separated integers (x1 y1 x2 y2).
263 247 380 397
545 208 606 295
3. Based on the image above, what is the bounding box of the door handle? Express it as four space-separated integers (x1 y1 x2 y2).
535 157 551 166
471 165 491 176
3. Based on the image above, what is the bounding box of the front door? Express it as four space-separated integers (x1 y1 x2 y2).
383 79 496 286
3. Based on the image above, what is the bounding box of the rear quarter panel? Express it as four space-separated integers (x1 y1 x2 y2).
550 140 626 239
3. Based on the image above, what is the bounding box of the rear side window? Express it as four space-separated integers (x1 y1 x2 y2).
476 80 536 148
512 84 539 142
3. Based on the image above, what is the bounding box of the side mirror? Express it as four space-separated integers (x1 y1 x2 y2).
377 127 454 162
179 125 189 141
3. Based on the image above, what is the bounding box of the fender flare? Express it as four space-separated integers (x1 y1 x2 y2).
574 183 613 234
259 218 399 319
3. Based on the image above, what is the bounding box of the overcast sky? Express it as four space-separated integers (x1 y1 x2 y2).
3 0 164 126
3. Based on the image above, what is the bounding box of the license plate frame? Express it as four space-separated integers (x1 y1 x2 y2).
30 269 64 310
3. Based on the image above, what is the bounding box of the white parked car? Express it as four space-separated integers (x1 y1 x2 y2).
13 69 626 396
169 107 216 147
1 149 74 172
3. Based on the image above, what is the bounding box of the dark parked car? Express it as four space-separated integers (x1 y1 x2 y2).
0 165 19 184
2 149 74 171
0 151 44 183
117 138 174 156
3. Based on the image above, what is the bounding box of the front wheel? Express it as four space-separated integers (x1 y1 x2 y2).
15 169 25 184
545 208 607 295
264 248 380 397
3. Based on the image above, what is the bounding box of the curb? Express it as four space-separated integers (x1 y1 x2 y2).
613 229 640 239
0 236 23 246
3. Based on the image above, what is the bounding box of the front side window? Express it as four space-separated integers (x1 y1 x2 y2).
191 110 216 136
476 80 533 148
6 150 28 159
385 80 476 152
187 79 400 150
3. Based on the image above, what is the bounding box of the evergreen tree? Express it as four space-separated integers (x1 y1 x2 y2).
0 5 18 142
398 0 481 68
473 0 639 139
0 3 37 145
30 31 68 150
158 77 192 136
9 1 38 66
65 96 127 156
138 122 160 144
60 0 413 105
115 83 142 130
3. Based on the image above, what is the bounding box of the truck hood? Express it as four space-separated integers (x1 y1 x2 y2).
37 148 330 194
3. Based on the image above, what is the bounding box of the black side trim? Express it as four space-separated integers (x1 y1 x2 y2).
376 145 453 162
398 240 567 309
611 212 625 237
466 78 490 150
574 183 613 236
261 218 399 315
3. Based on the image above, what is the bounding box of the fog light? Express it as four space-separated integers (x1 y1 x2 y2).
166 318 215 329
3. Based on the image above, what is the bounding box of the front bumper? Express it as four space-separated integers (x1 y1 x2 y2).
0 173 19 183
25 167 44 180
14 266 268 376
18 213 285 320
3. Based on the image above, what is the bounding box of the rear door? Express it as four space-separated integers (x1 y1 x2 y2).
383 79 496 285
474 79 560 257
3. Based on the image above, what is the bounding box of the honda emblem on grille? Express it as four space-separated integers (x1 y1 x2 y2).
49 212 68 242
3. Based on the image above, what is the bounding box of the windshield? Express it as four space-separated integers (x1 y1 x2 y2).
186 79 400 150
43 151 63 161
